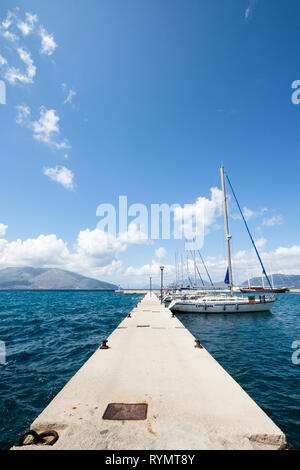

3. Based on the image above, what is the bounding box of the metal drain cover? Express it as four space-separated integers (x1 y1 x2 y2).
103 403 148 420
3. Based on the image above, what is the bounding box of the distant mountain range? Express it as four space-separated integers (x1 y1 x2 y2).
0 268 299 291
241 274 300 289
0 267 118 290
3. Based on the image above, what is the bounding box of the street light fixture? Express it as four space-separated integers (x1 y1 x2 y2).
160 266 165 304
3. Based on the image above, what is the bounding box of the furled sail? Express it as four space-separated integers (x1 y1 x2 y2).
224 267 230 285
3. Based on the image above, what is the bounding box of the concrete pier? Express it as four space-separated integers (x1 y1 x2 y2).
13 293 286 450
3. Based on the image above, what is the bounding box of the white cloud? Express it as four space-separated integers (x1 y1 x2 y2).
0 54 7 67
174 187 223 237
262 215 283 227
44 166 75 191
5 66 29 85
242 207 255 220
0 224 8 236
124 240 300 287
4 47 36 85
0 223 157 285
74 229 126 268
245 0 258 20
0 224 300 286
32 107 59 144
0 229 129 283
119 223 151 245
17 105 70 150
230 206 255 221
17 47 36 78
1 10 53 53
1 10 19 41
64 89 76 105
54 140 71 150
17 24 31 36
245 7 251 19
17 12 38 36
62 83 76 105
252 245 300 276
202 243 300 285
16 104 31 124
255 237 267 249
1 29 18 42
125 259 174 279
39 26 57 56
155 247 167 261
0 10 57 87
0 234 69 268
2 11 14 30
231 206 268 222
26 13 38 24
0 54 7 66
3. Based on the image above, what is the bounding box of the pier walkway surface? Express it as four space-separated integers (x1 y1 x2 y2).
13 293 286 450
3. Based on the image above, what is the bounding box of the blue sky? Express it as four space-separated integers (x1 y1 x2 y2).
0 0 300 287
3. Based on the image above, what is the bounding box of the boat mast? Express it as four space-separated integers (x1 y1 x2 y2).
193 239 197 288
220 166 234 296
186 250 192 287
181 254 184 288
246 262 250 288
175 251 178 288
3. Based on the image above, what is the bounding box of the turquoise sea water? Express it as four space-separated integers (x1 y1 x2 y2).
0 291 299 449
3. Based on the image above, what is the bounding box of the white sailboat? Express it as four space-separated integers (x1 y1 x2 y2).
169 166 277 314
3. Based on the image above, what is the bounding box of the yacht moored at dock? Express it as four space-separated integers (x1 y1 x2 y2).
169 294 276 313
168 166 277 314
239 286 289 294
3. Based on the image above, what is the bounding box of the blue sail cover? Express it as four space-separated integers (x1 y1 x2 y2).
224 267 230 284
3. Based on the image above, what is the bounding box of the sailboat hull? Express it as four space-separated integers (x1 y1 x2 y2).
239 287 289 294
169 299 275 313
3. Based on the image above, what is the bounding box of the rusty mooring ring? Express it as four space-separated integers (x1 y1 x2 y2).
18 430 59 446
38 430 59 446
